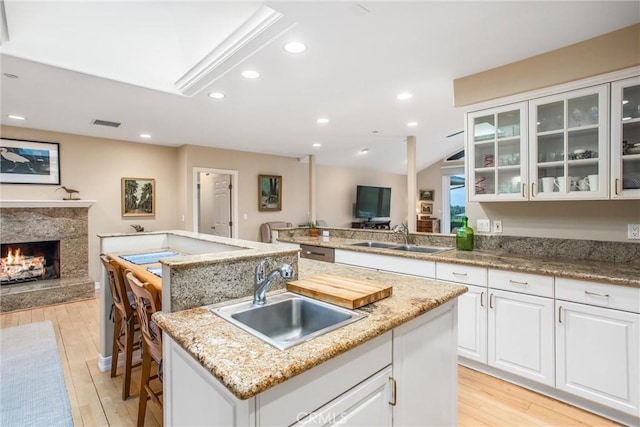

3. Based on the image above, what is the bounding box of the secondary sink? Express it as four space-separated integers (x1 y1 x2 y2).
211 292 365 350
390 245 453 254
350 241 399 249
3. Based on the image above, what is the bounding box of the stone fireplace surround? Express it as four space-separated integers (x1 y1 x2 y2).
0 200 96 312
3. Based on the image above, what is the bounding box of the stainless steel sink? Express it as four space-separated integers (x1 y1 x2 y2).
211 292 365 350
390 245 453 254
350 241 398 249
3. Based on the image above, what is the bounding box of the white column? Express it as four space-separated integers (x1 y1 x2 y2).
309 154 317 224
406 136 417 233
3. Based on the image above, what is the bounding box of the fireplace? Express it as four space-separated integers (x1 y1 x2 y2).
0 200 95 312
1 240 61 284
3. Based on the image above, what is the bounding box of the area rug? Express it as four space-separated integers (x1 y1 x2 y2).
0 321 73 426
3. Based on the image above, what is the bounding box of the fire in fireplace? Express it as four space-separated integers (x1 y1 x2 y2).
0 241 60 285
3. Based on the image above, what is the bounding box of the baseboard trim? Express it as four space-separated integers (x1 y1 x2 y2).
97 350 143 373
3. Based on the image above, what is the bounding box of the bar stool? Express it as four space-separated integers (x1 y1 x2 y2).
125 270 163 427
100 254 140 400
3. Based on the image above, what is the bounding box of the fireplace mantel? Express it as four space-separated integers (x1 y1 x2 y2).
0 200 95 208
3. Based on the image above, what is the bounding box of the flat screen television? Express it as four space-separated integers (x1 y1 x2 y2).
355 185 391 220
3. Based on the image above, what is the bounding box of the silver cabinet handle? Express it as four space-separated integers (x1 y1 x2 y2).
305 251 325 257
531 182 536 197
489 293 494 309
480 291 484 307
509 279 529 286
558 305 562 323
615 178 620 195
585 290 610 298
452 272 468 277
389 376 397 406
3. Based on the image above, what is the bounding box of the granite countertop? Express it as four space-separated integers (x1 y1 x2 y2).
279 236 640 288
153 258 467 400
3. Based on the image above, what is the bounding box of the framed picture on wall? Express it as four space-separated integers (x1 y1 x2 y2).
258 174 282 211
121 177 155 217
420 202 433 215
0 138 60 185
419 189 434 201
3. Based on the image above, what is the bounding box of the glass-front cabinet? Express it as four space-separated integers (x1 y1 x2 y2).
529 85 609 200
611 77 640 199
467 102 528 201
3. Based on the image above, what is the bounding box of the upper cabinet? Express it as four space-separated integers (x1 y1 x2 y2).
611 77 640 199
465 70 640 202
468 102 528 201
529 85 609 200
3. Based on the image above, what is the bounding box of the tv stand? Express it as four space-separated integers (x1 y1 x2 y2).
351 220 391 230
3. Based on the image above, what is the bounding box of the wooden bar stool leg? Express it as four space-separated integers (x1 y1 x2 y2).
137 345 152 427
110 314 121 378
122 320 135 400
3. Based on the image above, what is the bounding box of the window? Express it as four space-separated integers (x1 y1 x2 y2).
441 149 465 234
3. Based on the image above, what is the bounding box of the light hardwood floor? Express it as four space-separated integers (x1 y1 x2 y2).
0 296 619 427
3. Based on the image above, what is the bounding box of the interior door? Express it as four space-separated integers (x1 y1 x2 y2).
213 175 231 237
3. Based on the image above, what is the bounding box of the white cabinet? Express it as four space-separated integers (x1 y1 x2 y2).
456 284 487 363
163 300 458 427
467 102 529 201
555 277 640 417
435 262 487 363
611 76 640 199
294 367 393 426
487 289 555 386
529 84 609 200
335 249 436 278
392 300 458 426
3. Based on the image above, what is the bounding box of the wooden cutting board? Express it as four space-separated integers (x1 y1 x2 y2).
286 274 392 309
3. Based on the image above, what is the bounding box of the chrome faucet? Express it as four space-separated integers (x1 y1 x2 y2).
253 260 294 306
393 223 410 247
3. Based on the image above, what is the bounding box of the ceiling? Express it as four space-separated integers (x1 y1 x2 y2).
1 1 638 175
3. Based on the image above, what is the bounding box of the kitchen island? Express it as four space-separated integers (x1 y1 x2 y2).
154 258 467 426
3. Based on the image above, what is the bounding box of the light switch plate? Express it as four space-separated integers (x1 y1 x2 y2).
629 224 640 240
477 219 490 232
493 220 503 233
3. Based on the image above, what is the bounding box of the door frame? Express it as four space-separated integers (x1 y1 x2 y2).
192 167 238 238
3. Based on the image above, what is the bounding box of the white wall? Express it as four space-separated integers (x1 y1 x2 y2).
316 165 408 228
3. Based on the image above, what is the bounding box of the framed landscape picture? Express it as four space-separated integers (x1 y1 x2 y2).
0 138 60 184
258 174 282 211
121 177 155 217
419 189 434 201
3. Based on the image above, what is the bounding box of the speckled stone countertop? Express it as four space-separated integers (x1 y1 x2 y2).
279 236 640 288
154 258 467 400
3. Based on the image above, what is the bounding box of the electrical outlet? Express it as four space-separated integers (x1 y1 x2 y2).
629 224 640 240
477 219 490 233
493 220 503 233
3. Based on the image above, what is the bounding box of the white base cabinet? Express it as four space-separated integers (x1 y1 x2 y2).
456 283 487 363
335 249 436 278
163 300 458 427
488 289 555 387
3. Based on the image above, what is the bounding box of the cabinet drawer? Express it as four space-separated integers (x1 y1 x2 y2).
556 278 640 314
335 249 436 278
488 269 553 298
300 244 335 263
436 262 487 286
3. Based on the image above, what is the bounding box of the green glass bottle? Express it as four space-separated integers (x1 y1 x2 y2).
456 216 474 251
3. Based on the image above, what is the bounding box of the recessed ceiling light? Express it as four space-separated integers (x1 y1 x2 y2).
312 143 321 148
397 92 413 100
284 41 307 54
208 92 225 99
140 133 152 139
7 114 26 120
317 118 329 124
3 73 18 79
360 148 369 154
407 121 418 127
372 130 379 134
242 70 260 79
